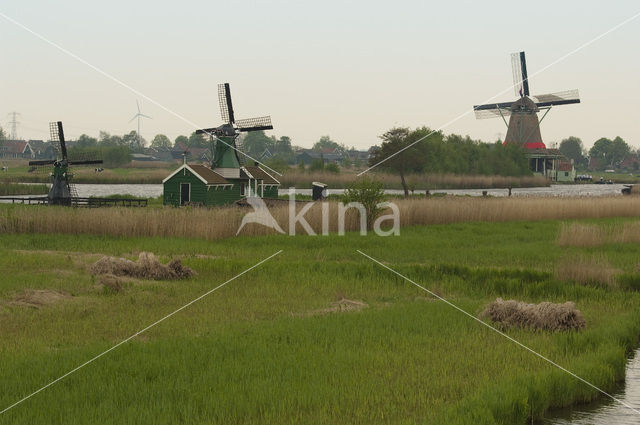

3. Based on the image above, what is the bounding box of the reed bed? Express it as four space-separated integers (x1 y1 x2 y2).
3 196 640 240
279 170 549 190
554 254 620 287
557 221 640 247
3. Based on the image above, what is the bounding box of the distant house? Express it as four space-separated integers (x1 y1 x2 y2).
295 149 344 165
170 143 210 162
0 140 34 159
620 155 640 171
345 149 370 163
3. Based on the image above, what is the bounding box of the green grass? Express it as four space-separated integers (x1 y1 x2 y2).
0 219 640 424
0 183 48 196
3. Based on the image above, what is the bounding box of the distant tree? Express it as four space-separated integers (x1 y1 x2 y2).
98 131 123 147
151 134 171 149
174 135 189 148
589 137 629 168
611 136 631 167
242 130 274 158
559 137 585 165
123 130 145 152
369 127 429 198
102 146 132 167
589 138 612 167
76 134 98 148
0 125 6 141
313 135 341 152
274 136 293 155
187 131 206 148
297 161 305 172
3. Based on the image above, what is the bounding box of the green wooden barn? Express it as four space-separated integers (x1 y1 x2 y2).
163 162 280 207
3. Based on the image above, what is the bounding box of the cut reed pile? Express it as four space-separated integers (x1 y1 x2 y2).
279 170 549 190
90 252 195 280
557 222 640 247
480 298 585 331
3 196 640 240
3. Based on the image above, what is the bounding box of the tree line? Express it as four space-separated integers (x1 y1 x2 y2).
369 127 531 196
558 136 635 170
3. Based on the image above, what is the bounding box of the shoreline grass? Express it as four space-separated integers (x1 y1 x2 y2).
0 220 639 424
0 183 48 196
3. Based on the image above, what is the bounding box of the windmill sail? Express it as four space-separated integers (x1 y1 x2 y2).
218 83 235 124
474 107 512 120
532 89 580 107
511 51 529 97
235 116 273 132
49 121 66 159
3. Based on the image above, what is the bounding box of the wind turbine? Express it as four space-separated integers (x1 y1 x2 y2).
129 100 152 146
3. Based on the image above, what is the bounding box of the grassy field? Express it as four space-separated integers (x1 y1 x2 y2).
1 218 640 424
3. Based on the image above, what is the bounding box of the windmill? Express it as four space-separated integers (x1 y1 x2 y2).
129 100 152 147
473 51 580 149
28 121 103 205
195 83 273 177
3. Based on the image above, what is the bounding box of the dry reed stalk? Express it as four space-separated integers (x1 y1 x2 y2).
3 196 640 240
480 298 585 331
554 254 620 287
556 223 611 247
557 221 640 247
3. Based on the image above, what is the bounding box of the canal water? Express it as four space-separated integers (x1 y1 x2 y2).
63 183 627 198
543 349 640 424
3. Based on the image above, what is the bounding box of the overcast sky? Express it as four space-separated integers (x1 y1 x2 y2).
1 1 639 150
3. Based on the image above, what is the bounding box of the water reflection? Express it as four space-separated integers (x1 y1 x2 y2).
70 183 626 199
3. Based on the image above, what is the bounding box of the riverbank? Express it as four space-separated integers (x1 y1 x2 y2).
1 219 639 424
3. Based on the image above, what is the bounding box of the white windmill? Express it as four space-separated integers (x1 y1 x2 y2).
129 100 152 146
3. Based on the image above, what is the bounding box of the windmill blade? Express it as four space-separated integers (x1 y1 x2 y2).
49 121 67 160
235 116 273 132
473 101 514 120
69 159 103 166
473 107 512 120
218 83 235 124
28 159 56 166
195 127 217 135
532 89 580 107
129 114 139 123
511 52 524 97
136 99 141 113
139 113 152 119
